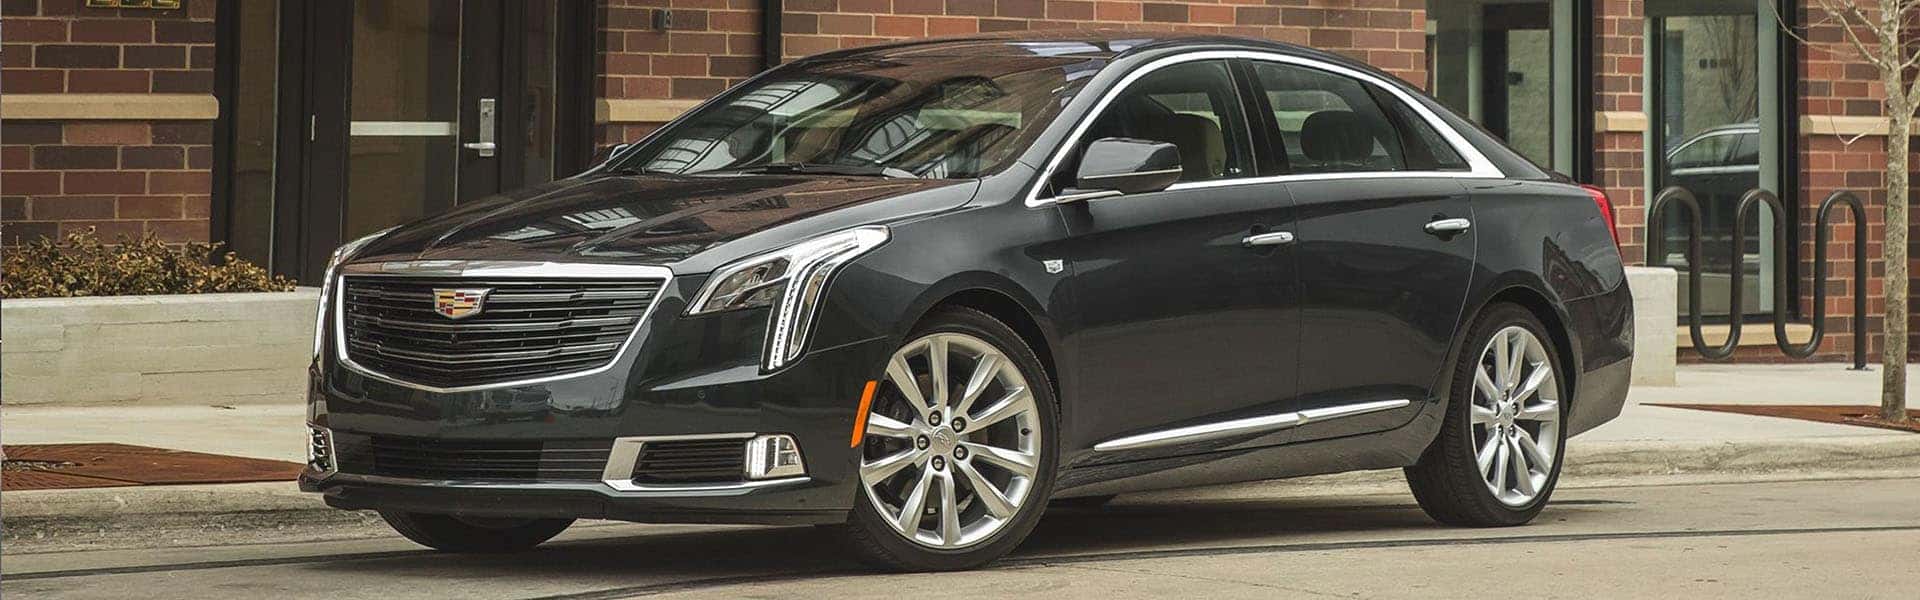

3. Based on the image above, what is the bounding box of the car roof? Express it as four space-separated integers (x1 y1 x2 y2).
1690 122 1760 137
807 30 1365 70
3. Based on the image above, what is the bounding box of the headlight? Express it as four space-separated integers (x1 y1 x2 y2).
688 226 889 370
312 227 398 361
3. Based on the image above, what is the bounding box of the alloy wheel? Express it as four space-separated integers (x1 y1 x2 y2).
859 332 1042 549
1470 326 1562 507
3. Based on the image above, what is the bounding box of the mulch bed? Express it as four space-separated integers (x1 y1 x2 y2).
1647 404 1920 433
1 443 305 491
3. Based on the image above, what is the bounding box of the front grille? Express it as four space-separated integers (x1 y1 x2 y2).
630 438 747 483
340 277 664 388
359 436 613 482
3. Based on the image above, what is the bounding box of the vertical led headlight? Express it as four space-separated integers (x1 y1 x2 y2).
687 226 889 371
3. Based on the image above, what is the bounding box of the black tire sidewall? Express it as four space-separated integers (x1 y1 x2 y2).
842 307 1061 571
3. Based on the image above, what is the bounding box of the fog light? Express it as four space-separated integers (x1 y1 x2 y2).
307 425 336 475
745 434 806 480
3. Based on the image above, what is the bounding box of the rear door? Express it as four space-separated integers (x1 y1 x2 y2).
1053 59 1302 454
1243 59 1479 442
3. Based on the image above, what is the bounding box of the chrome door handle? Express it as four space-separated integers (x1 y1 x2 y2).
466 98 497 157
1424 218 1472 234
1242 231 1296 247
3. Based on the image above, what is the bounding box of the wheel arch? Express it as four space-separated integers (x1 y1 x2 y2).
899 276 1062 398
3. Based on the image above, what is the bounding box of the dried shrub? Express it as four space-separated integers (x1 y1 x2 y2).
1 228 296 298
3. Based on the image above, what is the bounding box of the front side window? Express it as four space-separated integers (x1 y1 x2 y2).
1247 62 1406 174
614 56 1098 179
1070 60 1253 184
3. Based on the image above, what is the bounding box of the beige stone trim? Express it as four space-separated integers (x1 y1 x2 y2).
595 99 703 124
1594 111 1649 133
0 94 218 120
1677 323 1815 349
1799 115 1909 137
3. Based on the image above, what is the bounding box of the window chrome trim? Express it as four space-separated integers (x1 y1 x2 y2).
1091 398 1411 452
1027 50 1505 207
330 260 674 393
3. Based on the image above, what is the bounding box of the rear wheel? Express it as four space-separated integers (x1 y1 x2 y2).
380 511 572 553
1405 303 1566 527
839 308 1059 571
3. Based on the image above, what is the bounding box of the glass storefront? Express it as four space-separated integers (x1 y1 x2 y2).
1426 0 1580 174
1647 0 1782 320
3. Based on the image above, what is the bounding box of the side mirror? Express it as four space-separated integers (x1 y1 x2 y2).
1071 137 1183 198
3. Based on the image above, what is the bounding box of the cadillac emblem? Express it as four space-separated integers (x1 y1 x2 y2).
432 288 491 320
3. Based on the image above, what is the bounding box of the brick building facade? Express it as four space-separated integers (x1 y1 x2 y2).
0 0 1913 362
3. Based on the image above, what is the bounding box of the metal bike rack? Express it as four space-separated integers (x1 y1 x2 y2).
1647 186 1868 369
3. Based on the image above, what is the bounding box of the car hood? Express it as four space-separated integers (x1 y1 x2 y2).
351 173 974 270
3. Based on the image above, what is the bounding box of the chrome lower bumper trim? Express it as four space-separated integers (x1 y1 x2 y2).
312 472 810 499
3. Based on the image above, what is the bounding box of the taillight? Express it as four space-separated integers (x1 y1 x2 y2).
1580 184 1619 246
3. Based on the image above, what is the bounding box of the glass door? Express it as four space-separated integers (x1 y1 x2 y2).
286 0 571 282
1647 0 1780 320
342 0 465 240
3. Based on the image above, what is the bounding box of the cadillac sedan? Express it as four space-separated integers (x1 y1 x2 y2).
301 32 1633 571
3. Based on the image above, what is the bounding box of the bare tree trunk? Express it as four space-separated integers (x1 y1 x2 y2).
1884 104 1910 422
1880 0 1910 422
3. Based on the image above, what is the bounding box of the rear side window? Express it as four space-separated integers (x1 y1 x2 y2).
1247 62 1405 174
1367 86 1469 171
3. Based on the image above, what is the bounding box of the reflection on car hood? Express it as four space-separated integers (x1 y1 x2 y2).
352 173 967 266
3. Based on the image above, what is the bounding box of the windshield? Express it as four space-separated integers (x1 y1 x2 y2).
610 55 1103 179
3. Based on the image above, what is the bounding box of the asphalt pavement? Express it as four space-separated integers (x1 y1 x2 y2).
5 474 1917 599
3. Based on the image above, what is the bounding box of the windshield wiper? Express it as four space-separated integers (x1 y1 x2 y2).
721 162 917 179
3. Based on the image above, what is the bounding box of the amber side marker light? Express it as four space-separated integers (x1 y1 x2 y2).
851 380 879 447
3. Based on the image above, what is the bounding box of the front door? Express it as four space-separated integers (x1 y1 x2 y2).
1239 59 1477 442
1053 59 1301 454
283 0 580 282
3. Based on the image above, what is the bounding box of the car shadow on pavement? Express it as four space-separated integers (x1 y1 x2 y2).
289 493 1625 583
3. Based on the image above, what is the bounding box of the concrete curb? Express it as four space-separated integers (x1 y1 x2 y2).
6 436 1919 552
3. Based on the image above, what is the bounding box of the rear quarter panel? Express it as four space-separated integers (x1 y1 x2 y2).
1462 179 1633 437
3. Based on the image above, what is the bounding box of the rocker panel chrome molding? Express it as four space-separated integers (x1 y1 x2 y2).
1092 398 1413 452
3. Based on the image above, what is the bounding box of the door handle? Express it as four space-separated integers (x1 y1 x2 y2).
1424 218 1472 235
1242 231 1296 247
466 98 497 157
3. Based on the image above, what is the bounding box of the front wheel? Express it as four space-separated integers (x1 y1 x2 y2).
379 511 572 553
837 308 1059 571
1405 303 1566 527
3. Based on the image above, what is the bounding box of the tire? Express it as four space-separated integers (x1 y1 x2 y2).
1405 303 1568 527
838 307 1060 571
379 511 573 553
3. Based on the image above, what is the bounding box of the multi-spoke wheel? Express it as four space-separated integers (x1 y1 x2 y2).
1470 325 1561 506
1406 303 1566 527
839 308 1057 571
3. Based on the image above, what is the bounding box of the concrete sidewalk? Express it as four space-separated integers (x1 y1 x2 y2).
5 363 1919 552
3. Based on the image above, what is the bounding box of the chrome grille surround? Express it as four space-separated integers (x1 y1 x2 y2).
332 261 674 393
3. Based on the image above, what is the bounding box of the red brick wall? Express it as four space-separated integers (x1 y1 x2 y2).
1 0 216 246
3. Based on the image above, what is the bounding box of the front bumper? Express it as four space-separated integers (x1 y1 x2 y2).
305 271 896 524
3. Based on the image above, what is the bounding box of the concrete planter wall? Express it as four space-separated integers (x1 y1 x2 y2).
2 289 319 406
1625 266 1678 386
